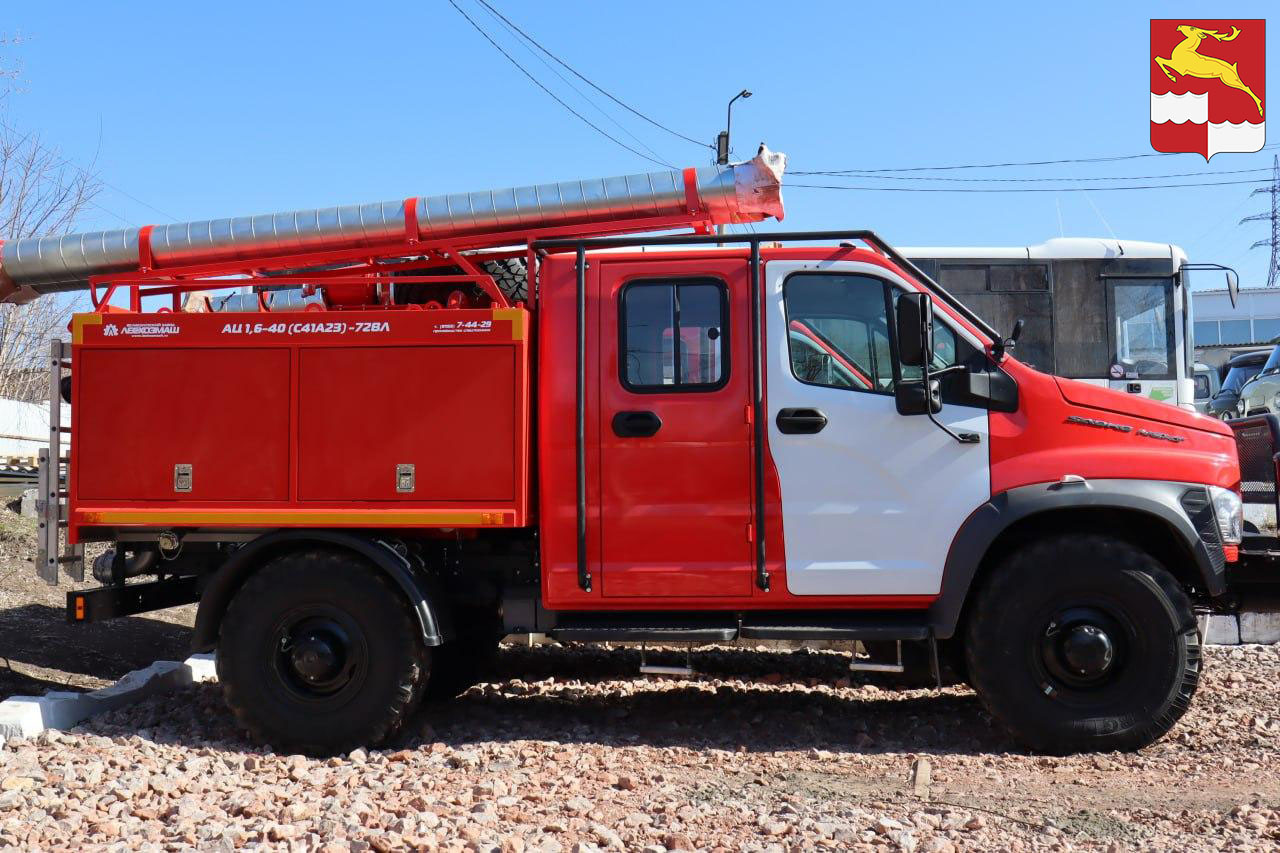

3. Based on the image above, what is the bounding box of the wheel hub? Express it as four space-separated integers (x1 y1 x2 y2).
1041 606 1126 689
288 628 345 684
1060 624 1115 677
273 615 359 698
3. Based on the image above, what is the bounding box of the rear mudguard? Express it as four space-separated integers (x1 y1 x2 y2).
190 530 452 653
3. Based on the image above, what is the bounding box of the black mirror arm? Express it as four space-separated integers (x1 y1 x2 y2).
921 351 980 444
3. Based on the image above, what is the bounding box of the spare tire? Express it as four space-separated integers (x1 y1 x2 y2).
482 258 528 302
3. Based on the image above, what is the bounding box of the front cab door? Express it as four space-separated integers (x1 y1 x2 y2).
765 260 992 596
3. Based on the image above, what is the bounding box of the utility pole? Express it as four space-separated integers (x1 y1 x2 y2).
1241 155 1280 288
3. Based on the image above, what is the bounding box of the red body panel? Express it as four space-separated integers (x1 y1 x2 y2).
298 346 517 502
68 309 530 539
989 358 1238 494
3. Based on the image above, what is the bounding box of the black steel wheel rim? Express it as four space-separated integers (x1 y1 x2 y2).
268 606 368 707
1036 603 1132 695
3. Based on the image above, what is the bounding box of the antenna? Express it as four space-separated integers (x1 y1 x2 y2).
1240 155 1280 287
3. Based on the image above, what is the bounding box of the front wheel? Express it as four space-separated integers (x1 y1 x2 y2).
964 534 1201 754
217 549 427 755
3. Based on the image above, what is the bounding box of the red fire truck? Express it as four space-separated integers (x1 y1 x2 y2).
7 148 1240 754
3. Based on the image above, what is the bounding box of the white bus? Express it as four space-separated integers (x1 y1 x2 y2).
901 238 1234 410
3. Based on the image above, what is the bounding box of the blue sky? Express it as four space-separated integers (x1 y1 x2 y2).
3 1 1277 288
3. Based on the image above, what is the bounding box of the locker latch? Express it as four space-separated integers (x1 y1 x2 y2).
396 464 416 493
173 463 193 493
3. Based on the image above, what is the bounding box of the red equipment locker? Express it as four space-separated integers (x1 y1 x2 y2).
68 308 530 536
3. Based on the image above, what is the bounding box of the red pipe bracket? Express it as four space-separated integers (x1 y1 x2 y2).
137 225 155 272
403 197 420 246
682 168 701 216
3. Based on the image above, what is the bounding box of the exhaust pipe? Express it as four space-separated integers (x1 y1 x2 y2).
0 147 786 303
91 546 159 584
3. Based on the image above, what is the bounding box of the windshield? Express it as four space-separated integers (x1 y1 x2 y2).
1110 280 1175 379
1261 346 1280 376
1221 363 1264 395
1194 374 1211 400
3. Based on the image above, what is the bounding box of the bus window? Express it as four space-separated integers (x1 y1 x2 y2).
1110 279 1174 379
1053 260 1110 379
939 264 1053 372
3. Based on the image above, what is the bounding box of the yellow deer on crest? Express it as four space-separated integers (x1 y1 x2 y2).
1155 25 1263 118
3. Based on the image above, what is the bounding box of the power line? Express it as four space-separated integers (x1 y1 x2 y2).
473 1 673 167
792 143 1280 175
472 0 712 151
793 167 1272 183
446 0 670 168
788 178 1277 193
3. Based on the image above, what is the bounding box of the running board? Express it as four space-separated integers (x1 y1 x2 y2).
546 612 931 644
739 621 929 642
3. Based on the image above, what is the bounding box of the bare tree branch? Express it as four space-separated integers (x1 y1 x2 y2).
0 36 101 402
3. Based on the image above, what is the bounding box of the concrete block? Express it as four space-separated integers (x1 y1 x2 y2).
0 654 217 746
1197 613 1240 646
185 652 218 683
1239 611 1280 644
18 487 37 519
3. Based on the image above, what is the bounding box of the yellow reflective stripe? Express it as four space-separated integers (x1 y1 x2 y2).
79 510 509 526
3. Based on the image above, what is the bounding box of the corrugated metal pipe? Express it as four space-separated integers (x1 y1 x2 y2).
0 146 786 303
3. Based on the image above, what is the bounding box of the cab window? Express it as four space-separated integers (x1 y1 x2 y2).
620 279 728 391
784 274 895 394
784 272 978 394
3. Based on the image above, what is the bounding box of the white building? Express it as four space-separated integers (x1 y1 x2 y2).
1192 287 1280 368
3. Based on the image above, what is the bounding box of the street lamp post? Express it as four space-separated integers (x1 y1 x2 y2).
716 89 752 166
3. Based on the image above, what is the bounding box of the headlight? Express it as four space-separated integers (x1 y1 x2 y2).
1208 485 1243 545
1237 398 1247 415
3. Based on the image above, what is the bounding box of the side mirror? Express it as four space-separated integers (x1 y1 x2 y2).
895 377 942 416
896 292 934 367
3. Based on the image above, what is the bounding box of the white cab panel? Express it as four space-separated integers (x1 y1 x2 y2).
765 260 992 596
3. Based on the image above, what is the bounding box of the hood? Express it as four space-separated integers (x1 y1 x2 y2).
1053 377 1231 437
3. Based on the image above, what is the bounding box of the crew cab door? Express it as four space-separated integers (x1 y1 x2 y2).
765 260 991 596
596 258 754 597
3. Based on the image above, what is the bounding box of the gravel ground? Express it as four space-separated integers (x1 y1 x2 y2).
0 513 193 699
0 642 1277 852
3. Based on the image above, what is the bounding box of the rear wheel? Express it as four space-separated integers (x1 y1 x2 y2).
964 534 1200 753
217 549 426 754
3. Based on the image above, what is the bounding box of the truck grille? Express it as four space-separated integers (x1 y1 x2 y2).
1229 414 1280 505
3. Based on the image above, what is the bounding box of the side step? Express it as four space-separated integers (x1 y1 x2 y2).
739 615 930 642
546 611 930 644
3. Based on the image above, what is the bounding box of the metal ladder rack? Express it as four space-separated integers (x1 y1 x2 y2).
36 339 81 584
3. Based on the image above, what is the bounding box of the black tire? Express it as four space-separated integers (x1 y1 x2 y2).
482 258 528 302
217 549 427 755
964 534 1201 754
423 608 501 700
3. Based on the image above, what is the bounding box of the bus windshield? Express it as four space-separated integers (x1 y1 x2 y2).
1111 279 1175 379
